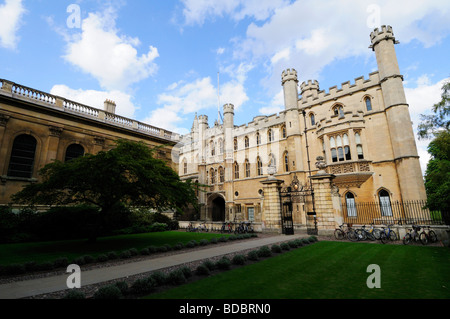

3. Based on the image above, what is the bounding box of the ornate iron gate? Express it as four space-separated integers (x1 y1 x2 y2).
280 175 317 235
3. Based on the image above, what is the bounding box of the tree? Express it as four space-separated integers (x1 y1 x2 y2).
418 80 450 224
11 140 198 241
418 80 450 139
423 131 450 223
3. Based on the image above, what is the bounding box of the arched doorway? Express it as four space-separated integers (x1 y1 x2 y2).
208 194 226 222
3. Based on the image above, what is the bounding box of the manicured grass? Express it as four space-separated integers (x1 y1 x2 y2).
0 231 229 266
146 241 450 299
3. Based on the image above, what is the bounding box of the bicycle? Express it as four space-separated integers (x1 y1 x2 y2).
419 226 438 245
234 221 247 234
347 225 367 242
186 222 198 232
246 221 254 233
198 222 209 232
220 222 233 233
379 224 398 244
334 223 351 240
362 224 378 241
403 223 421 245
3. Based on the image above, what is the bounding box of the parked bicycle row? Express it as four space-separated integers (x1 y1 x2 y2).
334 223 438 245
185 221 255 234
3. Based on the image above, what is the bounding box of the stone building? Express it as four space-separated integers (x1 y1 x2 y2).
176 25 427 233
0 80 179 206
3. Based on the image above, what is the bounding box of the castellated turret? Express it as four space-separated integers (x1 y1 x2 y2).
369 25 399 51
300 80 320 99
281 68 299 110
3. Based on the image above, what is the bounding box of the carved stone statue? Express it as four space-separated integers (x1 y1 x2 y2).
315 156 327 174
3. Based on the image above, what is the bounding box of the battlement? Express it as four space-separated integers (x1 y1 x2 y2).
198 115 209 123
370 25 398 50
281 68 298 84
300 80 320 94
223 103 235 114
300 72 380 106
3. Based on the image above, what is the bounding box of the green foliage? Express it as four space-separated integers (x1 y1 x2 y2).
114 281 129 295
280 242 290 251
418 81 450 139
150 271 168 286
232 255 246 265
215 257 231 270
247 250 259 261
196 264 210 276
271 245 282 253
257 246 272 258
131 277 156 295
94 285 123 299
11 140 198 241
202 260 215 271
167 270 187 285
63 290 86 299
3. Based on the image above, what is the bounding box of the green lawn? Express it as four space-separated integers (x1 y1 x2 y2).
146 241 450 299
0 231 228 266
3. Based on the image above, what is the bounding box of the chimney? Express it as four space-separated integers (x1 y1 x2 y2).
104 99 116 114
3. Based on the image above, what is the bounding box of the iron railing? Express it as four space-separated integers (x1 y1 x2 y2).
342 200 446 225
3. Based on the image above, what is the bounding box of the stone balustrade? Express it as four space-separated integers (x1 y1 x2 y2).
0 78 178 142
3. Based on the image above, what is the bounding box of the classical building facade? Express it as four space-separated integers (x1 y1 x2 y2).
177 26 427 233
0 80 179 206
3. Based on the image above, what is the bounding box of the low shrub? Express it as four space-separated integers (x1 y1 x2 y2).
199 239 209 246
107 251 118 260
247 250 259 261
257 246 272 258
2 264 26 276
150 271 168 286
232 255 246 265
72 256 86 266
202 260 215 271
120 250 132 259
196 264 210 276
167 270 187 285
63 290 86 299
114 281 129 296
96 254 109 262
36 262 55 272
140 248 150 255
149 222 168 233
209 237 218 244
24 261 38 272
157 245 168 253
280 243 290 251
82 255 95 264
271 245 282 253
173 242 184 250
147 246 158 254
129 248 139 256
131 277 156 295
180 266 192 279
215 257 231 270
53 257 69 268
293 239 303 247
288 241 298 248
94 285 122 300
218 237 228 243
301 238 310 245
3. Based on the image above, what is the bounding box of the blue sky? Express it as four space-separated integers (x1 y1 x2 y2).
0 0 449 173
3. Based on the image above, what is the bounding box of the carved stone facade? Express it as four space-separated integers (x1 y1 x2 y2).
176 26 427 233
0 81 180 206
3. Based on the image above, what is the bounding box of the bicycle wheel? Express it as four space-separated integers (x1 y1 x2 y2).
347 229 358 242
373 229 382 240
403 233 411 245
334 229 345 240
429 230 438 243
380 231 388 244
358 229 367 241
419 232 428 245
389 230 398 242
367 231 376 241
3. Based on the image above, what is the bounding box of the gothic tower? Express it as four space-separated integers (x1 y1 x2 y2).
370 25 427 201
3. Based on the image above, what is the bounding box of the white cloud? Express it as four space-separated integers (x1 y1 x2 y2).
62 6 159 91
50 84 137 119
144 75 249 134
258 89 284 115
405 75 449 175
180 0 290 25
0 0 26 49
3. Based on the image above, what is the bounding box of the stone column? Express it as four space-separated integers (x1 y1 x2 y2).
44 126 63 165
310 171 337 236
260 175 284 233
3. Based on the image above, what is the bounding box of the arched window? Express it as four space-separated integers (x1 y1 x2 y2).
365 97 373 111
244 136 249 149
310 113 316 126
65 144 85 162
281 125 287 138
268 129 274 143
256 132 261 145
218 138 224 154
245 159 250 178
8 134 37 178
355 132 364 159
257 157 263 176
210 168 216 184
182 160 188 175
284 152 289 172
234 162 239 180
330 133 352 163
219 166 225 183
333 105 345 118
234 137 238 151
345 192 357 217
379 190 393 216
210 140 215 156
